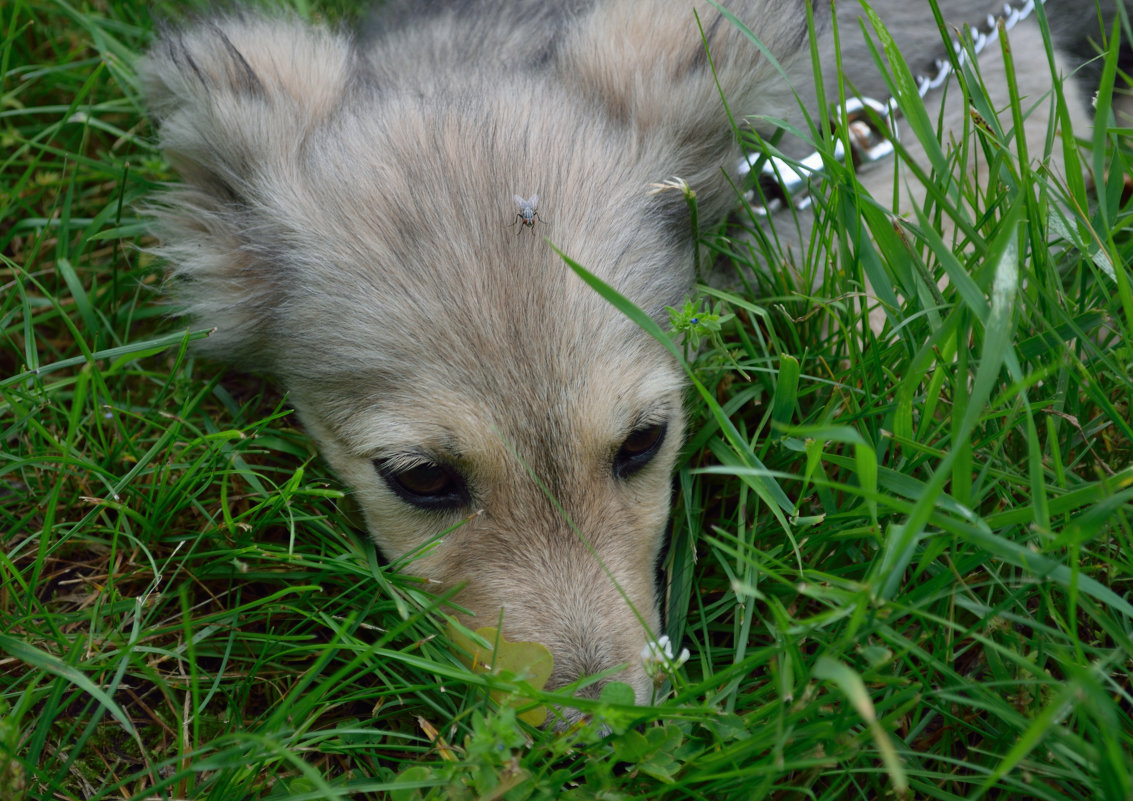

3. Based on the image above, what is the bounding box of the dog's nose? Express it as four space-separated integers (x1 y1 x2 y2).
545 638 650 700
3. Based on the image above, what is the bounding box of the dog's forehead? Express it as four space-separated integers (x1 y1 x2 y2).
294 83 692 310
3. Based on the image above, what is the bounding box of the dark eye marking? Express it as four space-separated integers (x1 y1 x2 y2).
373 458 469 511
613 422 667 480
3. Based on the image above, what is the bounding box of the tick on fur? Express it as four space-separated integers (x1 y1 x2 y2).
512 193 540 232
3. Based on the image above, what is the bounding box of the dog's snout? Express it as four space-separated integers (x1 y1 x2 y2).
534 618 653 705
546 641 612 694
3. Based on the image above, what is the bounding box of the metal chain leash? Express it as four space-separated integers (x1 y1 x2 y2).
741 0 1047 213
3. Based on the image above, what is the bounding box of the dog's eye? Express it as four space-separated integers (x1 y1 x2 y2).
374 460 469 510
613 422 667 480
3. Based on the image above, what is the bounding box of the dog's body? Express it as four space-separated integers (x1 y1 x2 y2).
141 0 1119 711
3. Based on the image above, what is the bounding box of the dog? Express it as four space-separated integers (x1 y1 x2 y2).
140 0 1120 716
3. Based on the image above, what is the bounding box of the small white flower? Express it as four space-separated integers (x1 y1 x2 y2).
640 635 690 684
646 176 691 196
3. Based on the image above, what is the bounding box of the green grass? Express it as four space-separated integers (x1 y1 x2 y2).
2 0 1132 799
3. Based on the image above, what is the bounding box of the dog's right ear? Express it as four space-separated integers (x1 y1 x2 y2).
141 14 356 199
140 15 359 366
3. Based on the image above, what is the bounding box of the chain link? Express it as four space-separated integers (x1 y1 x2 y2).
741 0 1046 214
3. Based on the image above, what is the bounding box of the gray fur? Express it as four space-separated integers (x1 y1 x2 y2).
140 0 1117 718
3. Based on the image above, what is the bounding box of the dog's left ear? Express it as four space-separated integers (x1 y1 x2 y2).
562 0 827 221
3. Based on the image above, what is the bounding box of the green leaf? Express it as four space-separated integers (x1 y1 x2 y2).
599 681 637 707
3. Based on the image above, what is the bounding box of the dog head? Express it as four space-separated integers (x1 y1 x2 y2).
140 2 812 712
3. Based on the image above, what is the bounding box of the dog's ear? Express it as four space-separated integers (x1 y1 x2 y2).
562 0 825 220
139 15 360 365
141 14 357 200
